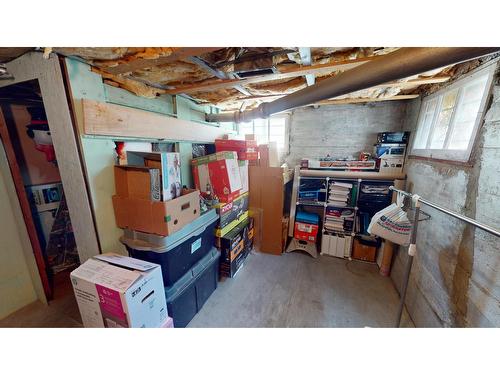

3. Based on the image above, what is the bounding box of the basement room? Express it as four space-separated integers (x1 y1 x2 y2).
0 3 499 373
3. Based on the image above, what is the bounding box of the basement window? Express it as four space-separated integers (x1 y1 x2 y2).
238 115 289 159
411 63 496 162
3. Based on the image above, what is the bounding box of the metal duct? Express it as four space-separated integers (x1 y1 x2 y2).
206 47 500 123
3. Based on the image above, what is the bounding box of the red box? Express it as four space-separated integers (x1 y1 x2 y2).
215 139 259 160
192 151 242 203
294 222 319 242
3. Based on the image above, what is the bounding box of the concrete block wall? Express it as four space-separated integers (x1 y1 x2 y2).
285 102 408 167
392 65 500 327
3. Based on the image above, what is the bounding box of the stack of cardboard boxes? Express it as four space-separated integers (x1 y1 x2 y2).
73 150 210 328
112 151 200 236
192 139 256 278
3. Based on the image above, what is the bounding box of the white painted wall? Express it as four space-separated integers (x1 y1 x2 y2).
0 142 44 319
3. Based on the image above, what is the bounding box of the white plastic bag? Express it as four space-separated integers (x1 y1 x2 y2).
367 193 412 245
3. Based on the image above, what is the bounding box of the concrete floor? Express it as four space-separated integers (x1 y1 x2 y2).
0 251 413 328
190 251 413 327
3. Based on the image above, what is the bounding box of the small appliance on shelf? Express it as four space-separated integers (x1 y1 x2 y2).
374 131 410 174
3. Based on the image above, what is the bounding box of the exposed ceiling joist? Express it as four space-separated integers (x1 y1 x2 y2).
298 47 315 86
313 94 420 105
165 55 379 95
216 76 449 104
103 47 223 75
188 55 251 96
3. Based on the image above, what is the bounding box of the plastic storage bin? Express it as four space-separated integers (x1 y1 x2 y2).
165 247 220 328
121 209 218 287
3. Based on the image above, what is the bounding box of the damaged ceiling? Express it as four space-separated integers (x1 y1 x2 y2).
0 47 461 111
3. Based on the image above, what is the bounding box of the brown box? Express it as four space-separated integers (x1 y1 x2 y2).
249 166 286 255
114 165 161 201
112 189 200 236
352 238 377 262
258 145 269 167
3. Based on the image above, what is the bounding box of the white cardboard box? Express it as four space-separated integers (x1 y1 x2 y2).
70 253 167 328
238 160 249 194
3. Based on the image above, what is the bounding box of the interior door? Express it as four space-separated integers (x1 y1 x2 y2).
0 107 52 300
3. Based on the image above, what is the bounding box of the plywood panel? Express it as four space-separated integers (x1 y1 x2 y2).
82 99 226 142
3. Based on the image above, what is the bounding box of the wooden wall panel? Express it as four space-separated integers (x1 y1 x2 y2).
82 99 226 142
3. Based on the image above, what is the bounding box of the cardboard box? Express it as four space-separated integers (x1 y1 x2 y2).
352 238 378 262
113 189 200 236
258 144 269 167
378 156 405 174
249 166 287 255
268 141 279 167
70 253 167 328
114 165 161 201
215 192 249 229
215 211 249 238
215 139 259 160
219 218 254 278
238 160 249 194
159 316 174 328
126 151 181 201
294 221 319 242
192 151 242 203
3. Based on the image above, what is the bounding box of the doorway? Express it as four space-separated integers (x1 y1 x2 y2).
0 80 80 301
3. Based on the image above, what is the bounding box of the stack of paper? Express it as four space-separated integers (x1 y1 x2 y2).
325 207 355 232
328 182 353 207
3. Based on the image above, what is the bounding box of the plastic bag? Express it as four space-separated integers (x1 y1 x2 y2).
367 193 412 246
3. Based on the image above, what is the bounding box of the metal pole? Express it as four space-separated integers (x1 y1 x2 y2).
395 202 420 327
389 186 500 238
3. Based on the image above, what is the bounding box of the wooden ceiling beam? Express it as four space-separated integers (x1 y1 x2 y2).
103 47 223 75
164 56 379 95
315 94 420 105
225 77 448 103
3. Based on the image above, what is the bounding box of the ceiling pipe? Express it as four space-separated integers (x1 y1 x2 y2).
206 47 500 123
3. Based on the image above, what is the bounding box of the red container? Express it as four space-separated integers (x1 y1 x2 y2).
215 139 259 160
294 222 319 242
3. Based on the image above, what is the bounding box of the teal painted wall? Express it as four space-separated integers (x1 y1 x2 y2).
65 58 234 253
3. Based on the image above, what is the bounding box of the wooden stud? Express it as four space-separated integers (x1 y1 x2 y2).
103 47 223 75
164 56 379 95
315 94 420 105
2 52 101 264
82 99 226 142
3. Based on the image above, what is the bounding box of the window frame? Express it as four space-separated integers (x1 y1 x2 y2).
410 62 496 162
237 113 290 160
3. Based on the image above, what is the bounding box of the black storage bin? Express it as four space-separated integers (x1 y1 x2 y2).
121 209 218 287
358 181 392 204
165 247 220 328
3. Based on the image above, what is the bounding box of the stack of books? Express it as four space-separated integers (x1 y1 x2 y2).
328 181 353 207
324 207 355 233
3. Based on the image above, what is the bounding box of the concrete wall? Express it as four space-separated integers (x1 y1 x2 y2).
0 142 42 319
285 102 411 167
391 64 500 327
